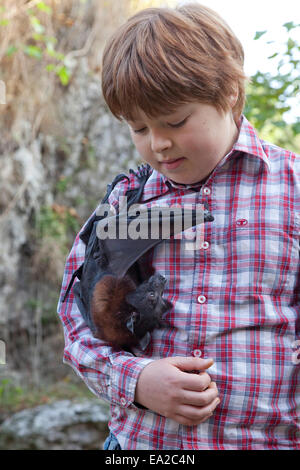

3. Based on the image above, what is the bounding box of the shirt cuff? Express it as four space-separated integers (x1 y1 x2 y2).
109 354 154 408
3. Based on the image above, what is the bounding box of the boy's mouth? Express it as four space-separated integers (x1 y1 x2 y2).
160 157 185 170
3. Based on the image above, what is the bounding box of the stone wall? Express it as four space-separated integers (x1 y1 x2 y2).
0 399 110 450
0 57 141 384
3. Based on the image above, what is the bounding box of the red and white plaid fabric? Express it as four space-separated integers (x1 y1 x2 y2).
57 116 300 449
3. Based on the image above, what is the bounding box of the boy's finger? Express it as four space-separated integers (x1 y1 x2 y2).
176 397 221 425
182 371 212 391
181 384 219 406
172 356 214 372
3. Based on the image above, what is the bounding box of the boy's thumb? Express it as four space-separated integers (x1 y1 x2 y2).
172 356 214 372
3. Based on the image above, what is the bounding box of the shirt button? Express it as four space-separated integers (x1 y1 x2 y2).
201 241 209 249
197 295 206 304
193 349 202 357
236 219 248 227
120 397 127 406
203 187 211 195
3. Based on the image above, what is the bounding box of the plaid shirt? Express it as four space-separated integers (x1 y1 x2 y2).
57 116 300 450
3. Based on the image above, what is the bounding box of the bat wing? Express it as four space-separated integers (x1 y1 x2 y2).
96 205 212 278
62 201 214 330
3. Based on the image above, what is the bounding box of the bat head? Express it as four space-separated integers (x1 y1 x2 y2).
125 273 172 339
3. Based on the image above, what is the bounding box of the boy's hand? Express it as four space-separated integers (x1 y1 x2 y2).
134 356 220 426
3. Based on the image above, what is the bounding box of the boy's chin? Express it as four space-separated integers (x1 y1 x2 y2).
154 162 210 186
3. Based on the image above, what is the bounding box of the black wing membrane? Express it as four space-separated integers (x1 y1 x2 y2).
61 165 214 333
97 205 212 278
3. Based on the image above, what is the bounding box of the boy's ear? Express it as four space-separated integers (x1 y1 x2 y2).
229 84 239 108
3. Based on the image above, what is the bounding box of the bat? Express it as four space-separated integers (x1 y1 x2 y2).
91 272 172 350
62 166 214 350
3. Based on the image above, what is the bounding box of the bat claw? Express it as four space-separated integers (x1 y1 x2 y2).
139 332 151 351
126 311 140 334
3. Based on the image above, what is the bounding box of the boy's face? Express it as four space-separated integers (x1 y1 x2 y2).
127 101 239 185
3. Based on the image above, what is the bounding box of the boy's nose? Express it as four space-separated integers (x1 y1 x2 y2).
150 131 172 153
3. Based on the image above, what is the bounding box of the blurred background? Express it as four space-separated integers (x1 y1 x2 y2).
0 0 299 450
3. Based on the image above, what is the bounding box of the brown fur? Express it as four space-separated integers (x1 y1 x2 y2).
91 274 137 348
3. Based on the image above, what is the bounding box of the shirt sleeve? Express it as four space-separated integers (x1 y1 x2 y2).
56 181 154 408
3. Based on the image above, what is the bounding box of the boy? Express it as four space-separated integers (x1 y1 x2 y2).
57 4 300 450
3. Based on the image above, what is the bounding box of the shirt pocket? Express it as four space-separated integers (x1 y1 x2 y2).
213 211 299 296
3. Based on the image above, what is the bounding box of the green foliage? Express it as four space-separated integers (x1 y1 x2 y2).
0 1 72 86
37 206 66 240
0 377 96 416
254 30 267 41
0 379 23 410
55 176 73 194
25 293 61 326
36 2 52 14
35 205 80 252
245 22 300 152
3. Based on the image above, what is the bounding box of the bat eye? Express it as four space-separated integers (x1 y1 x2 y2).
147 291 156 299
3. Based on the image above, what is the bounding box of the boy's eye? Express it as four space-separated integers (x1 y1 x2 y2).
168 117 188 128
133 127 147 134
132 116 189 134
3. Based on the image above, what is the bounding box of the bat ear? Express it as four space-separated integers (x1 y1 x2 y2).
126 291 138 309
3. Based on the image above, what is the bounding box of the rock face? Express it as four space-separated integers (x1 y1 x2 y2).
0 57 140 380
0 58 139 449
0 399 110 450
0 9 138 451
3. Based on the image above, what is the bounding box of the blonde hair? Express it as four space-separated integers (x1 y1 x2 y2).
101 3 247 121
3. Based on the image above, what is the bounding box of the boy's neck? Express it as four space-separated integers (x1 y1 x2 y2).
166 175 209 190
